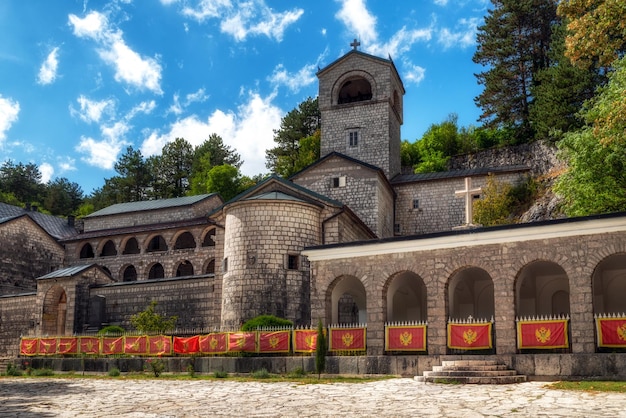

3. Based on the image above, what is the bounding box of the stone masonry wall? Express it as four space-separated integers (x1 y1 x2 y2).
0 217 65 295
0 293 37 356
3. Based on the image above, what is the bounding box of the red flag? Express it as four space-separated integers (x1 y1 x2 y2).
596 317 626 348
80 337 101 355
20 338 39 356
293 329 318 353
258 331 290 353
38 338 57 355
125 336 148 355
228 332 256 353
447 323 492 350
517 320 569 349
329 327 366 352
102 337 124 355
385 325 427 351
199 333 227 354
147 335 172 356
57 337 78 354
173 336 200 354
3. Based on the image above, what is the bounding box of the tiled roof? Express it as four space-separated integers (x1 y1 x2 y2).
391 165 530 185
0 202 78 240
85 194 216 217
37 264 95 280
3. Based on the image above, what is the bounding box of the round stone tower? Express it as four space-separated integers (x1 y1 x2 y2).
220 192 321 329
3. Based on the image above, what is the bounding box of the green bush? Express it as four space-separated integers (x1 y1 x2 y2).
146 358 165 377
287 367 307 378
5 363 22 376
108 367 121 377
97 325 126 336
240 315 293 331
31 368 55 376
213 370 228 378
252 368 270 379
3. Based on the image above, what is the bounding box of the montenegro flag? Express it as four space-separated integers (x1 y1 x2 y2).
199 333 227 354
102 337 124 355
385 325 427 351
79 337 101 355
258 331 290 353
447 323 492 350
228 332 256 353
596 317 626 348
57 337 78 355
20 338 39 356
329 327 366 352
517 319 568 349
173 336 200 354
293 329 318 353
38 338 57 355
147 335 172 356
124 336 148 355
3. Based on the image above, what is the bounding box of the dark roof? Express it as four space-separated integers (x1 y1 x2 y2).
245 191 306 202
86 194 216 218
0 202 77 240
391 165 530 185
37 264 96 280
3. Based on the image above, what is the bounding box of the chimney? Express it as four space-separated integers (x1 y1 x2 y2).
31 205 38 212
67 215 75 227
25 203 31 211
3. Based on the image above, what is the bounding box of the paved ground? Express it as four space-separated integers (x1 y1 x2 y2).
0 377 624 417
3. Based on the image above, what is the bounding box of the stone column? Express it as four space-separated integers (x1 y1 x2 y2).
568 270 596 353
426 277 447 355
366 282 384 356
493 270 516 355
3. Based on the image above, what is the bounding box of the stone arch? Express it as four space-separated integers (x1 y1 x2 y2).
79 242 94 259
204 258 216 274
146 235 168 252
332 70 377 105
515 260 570 317
122 237 140 255
383 271 427 322
122 265 138 282
174 231 196 250
42 285 67 335
326 275 367 324
147 263 165 280
99 240 117 257
592 253 626 314
175 260 194 277
201 228 216 247
447 266 495 320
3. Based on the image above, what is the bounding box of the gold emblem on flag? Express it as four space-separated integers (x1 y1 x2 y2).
463 329 477 345
535 327 551 343
617 324 626 342
399 331 412 346
342 332 354 347
269 335 280 348
305 334 315 348
210 337 219 349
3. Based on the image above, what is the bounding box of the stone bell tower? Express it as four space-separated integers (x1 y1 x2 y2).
317 40 405 179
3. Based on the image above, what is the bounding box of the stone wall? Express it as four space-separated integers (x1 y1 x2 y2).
0 293 37 356
90 275 221 330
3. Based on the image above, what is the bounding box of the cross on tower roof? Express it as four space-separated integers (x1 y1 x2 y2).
350 38 360 51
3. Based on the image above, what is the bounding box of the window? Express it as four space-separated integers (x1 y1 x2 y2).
331 176 347 188
413 199 420 209
287 254 299 270
222 257 228 272
349 131 359 147
394 224 401 235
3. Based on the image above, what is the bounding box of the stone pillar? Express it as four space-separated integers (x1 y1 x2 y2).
568 270 596 353
493 271 516 355
366 283 384 356
426 278 447 355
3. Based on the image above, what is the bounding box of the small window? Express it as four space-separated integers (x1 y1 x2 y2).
349 131 359 147
222 257 228 273
331 176 347 188
394 224 401 234
287 254 299 270
412 199 420 209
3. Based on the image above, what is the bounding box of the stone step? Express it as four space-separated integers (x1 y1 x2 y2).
423 370 519 378
415 375 527 384
441 360 498 367
432 364 509 372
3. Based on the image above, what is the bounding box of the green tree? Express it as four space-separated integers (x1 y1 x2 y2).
473 0 558 142
206 164 242 201
149 138 194 198
400 139 421 168
266 97 320 177
43 177 84 216
0 160 45 204
555 56 626 216
414 114 461 173
315 319 326 379
114 146 151 202
473 175 514 226
130 301 178 333
194 134 242 169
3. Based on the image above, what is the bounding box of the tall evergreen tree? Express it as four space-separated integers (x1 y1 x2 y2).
473 0 558 142
114 146 151 202
43 177 84 216
149 138 194 198
0 160 45 205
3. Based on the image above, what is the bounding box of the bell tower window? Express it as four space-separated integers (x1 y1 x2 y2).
338 77 372 104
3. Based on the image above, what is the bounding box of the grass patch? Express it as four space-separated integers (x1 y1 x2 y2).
108 368 121 377
547 381 626 393
31 368 55 377
251 368 271 379
213 370 228 379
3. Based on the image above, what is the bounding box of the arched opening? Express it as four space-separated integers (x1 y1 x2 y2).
148 263 165 280
328 275 367 324
338 77 372 104
42 286 67 335
122 265 138 282
175 260 194 277
123 237 140 255
202 228 216 247
515 261 570 317
205 259 215 274
447 267 495 320
79 243 94 259
385 271 427 322
146 235 168 252
100 240 117 257
592 253 626 314
174 231 196 250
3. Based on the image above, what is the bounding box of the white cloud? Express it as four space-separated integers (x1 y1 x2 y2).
37 47 60 85
368 26 432 58
402 59 426 85
127 100 156 119
335 0 378 45
437 17 480 49
71 95 114 123
39 163 54 183
433 0 449 5
141 91 282 176
0 95 20 144
182 0 232 20
76 135 126 170
57 156 77 172
167 89 208 116
268 63 317 93
68 11 163 94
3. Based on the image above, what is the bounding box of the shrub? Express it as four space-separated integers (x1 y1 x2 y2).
213 370 228 378
146 358 165 377
315 319 326 378
241 315 293 331
252 368 270 379
130 301 177 334
97 325 125 336
32 368 55 376
108 367 121 377
5 363 22 376
186 363 196 378
287 367 307 378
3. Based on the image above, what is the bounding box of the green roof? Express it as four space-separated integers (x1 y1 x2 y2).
86 194 215 218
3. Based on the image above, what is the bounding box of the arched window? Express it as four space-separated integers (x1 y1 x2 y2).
123 265 138 282
148 263 165 280
123 237 140 255
174 231 196 250
100 240 117 257
79 243 94 259
338 77 372 104
202 228 216 247
176 260 194 277
205 259 216 274
147 235 168 252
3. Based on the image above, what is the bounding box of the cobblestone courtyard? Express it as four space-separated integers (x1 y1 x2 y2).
1 378 625 417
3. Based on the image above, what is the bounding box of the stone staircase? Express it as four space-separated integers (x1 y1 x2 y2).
415 360 527 384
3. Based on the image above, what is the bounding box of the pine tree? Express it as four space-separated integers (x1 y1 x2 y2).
315 319 326 379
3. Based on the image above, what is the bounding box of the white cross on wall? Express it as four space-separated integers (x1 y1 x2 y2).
455 177 482 225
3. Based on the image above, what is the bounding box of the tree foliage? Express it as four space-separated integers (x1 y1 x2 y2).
473 0 558 141
0 161 45 204
473 175 514 226
43 177 84 216
240 314 293 331
130 301 178 333
315 319 326 379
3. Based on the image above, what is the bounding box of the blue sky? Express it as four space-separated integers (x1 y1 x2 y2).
0 0 489 194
